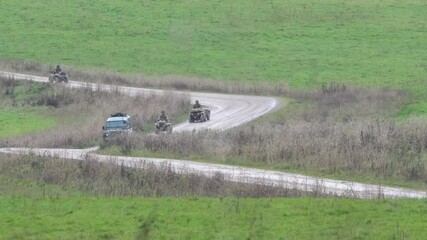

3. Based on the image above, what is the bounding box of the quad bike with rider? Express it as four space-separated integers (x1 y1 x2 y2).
155 110 172 134
189 100 210 123
189 101 210 123
155 120 173 134
189 108 210 123
49 65 68 83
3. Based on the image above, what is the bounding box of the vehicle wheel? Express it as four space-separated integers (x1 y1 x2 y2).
167 126 173 134
189 118 194 123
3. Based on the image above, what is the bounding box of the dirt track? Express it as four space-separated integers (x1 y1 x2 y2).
0 71 278 132
0 71 426 199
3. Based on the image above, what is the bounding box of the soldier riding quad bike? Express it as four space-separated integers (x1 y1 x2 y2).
189 108 210 123
49 70 68 83
155 120 173 134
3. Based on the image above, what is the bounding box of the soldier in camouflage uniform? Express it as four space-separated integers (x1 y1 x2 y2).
158 110 169 122
193 100 202 109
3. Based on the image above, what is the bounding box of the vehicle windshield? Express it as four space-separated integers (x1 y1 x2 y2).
106 121 129 129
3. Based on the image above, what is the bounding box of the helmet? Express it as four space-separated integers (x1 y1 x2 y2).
56 65 60 68
195 100 199 103
161 110 165 114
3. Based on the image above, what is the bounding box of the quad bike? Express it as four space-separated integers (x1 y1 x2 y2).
155 120 173 134
189 108 210 123
49 71 68 83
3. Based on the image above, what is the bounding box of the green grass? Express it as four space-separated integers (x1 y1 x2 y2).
0 107 56 138
1 177 426 239
0 154 424 239
0 81 57 137
0 175 86 199
399 101 427 118
11 81 53 101
1 195 426 239
1 0 426 114
1 2 426 237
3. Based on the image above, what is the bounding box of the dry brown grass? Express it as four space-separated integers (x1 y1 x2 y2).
1 60 425 187
108 86 427 184
0 154 313 198
0 76 189 148
0 59 290 95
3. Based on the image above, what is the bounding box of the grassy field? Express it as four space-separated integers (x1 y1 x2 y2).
1 1 426 238
3 197 426 240
0 79 79 143
1 73 425 239
0 80 57 138
0 177 426 240
1 0 426 114
0 107 56 138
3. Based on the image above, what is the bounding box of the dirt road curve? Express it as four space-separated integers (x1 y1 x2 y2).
1 71 426 199
0 71 277 132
